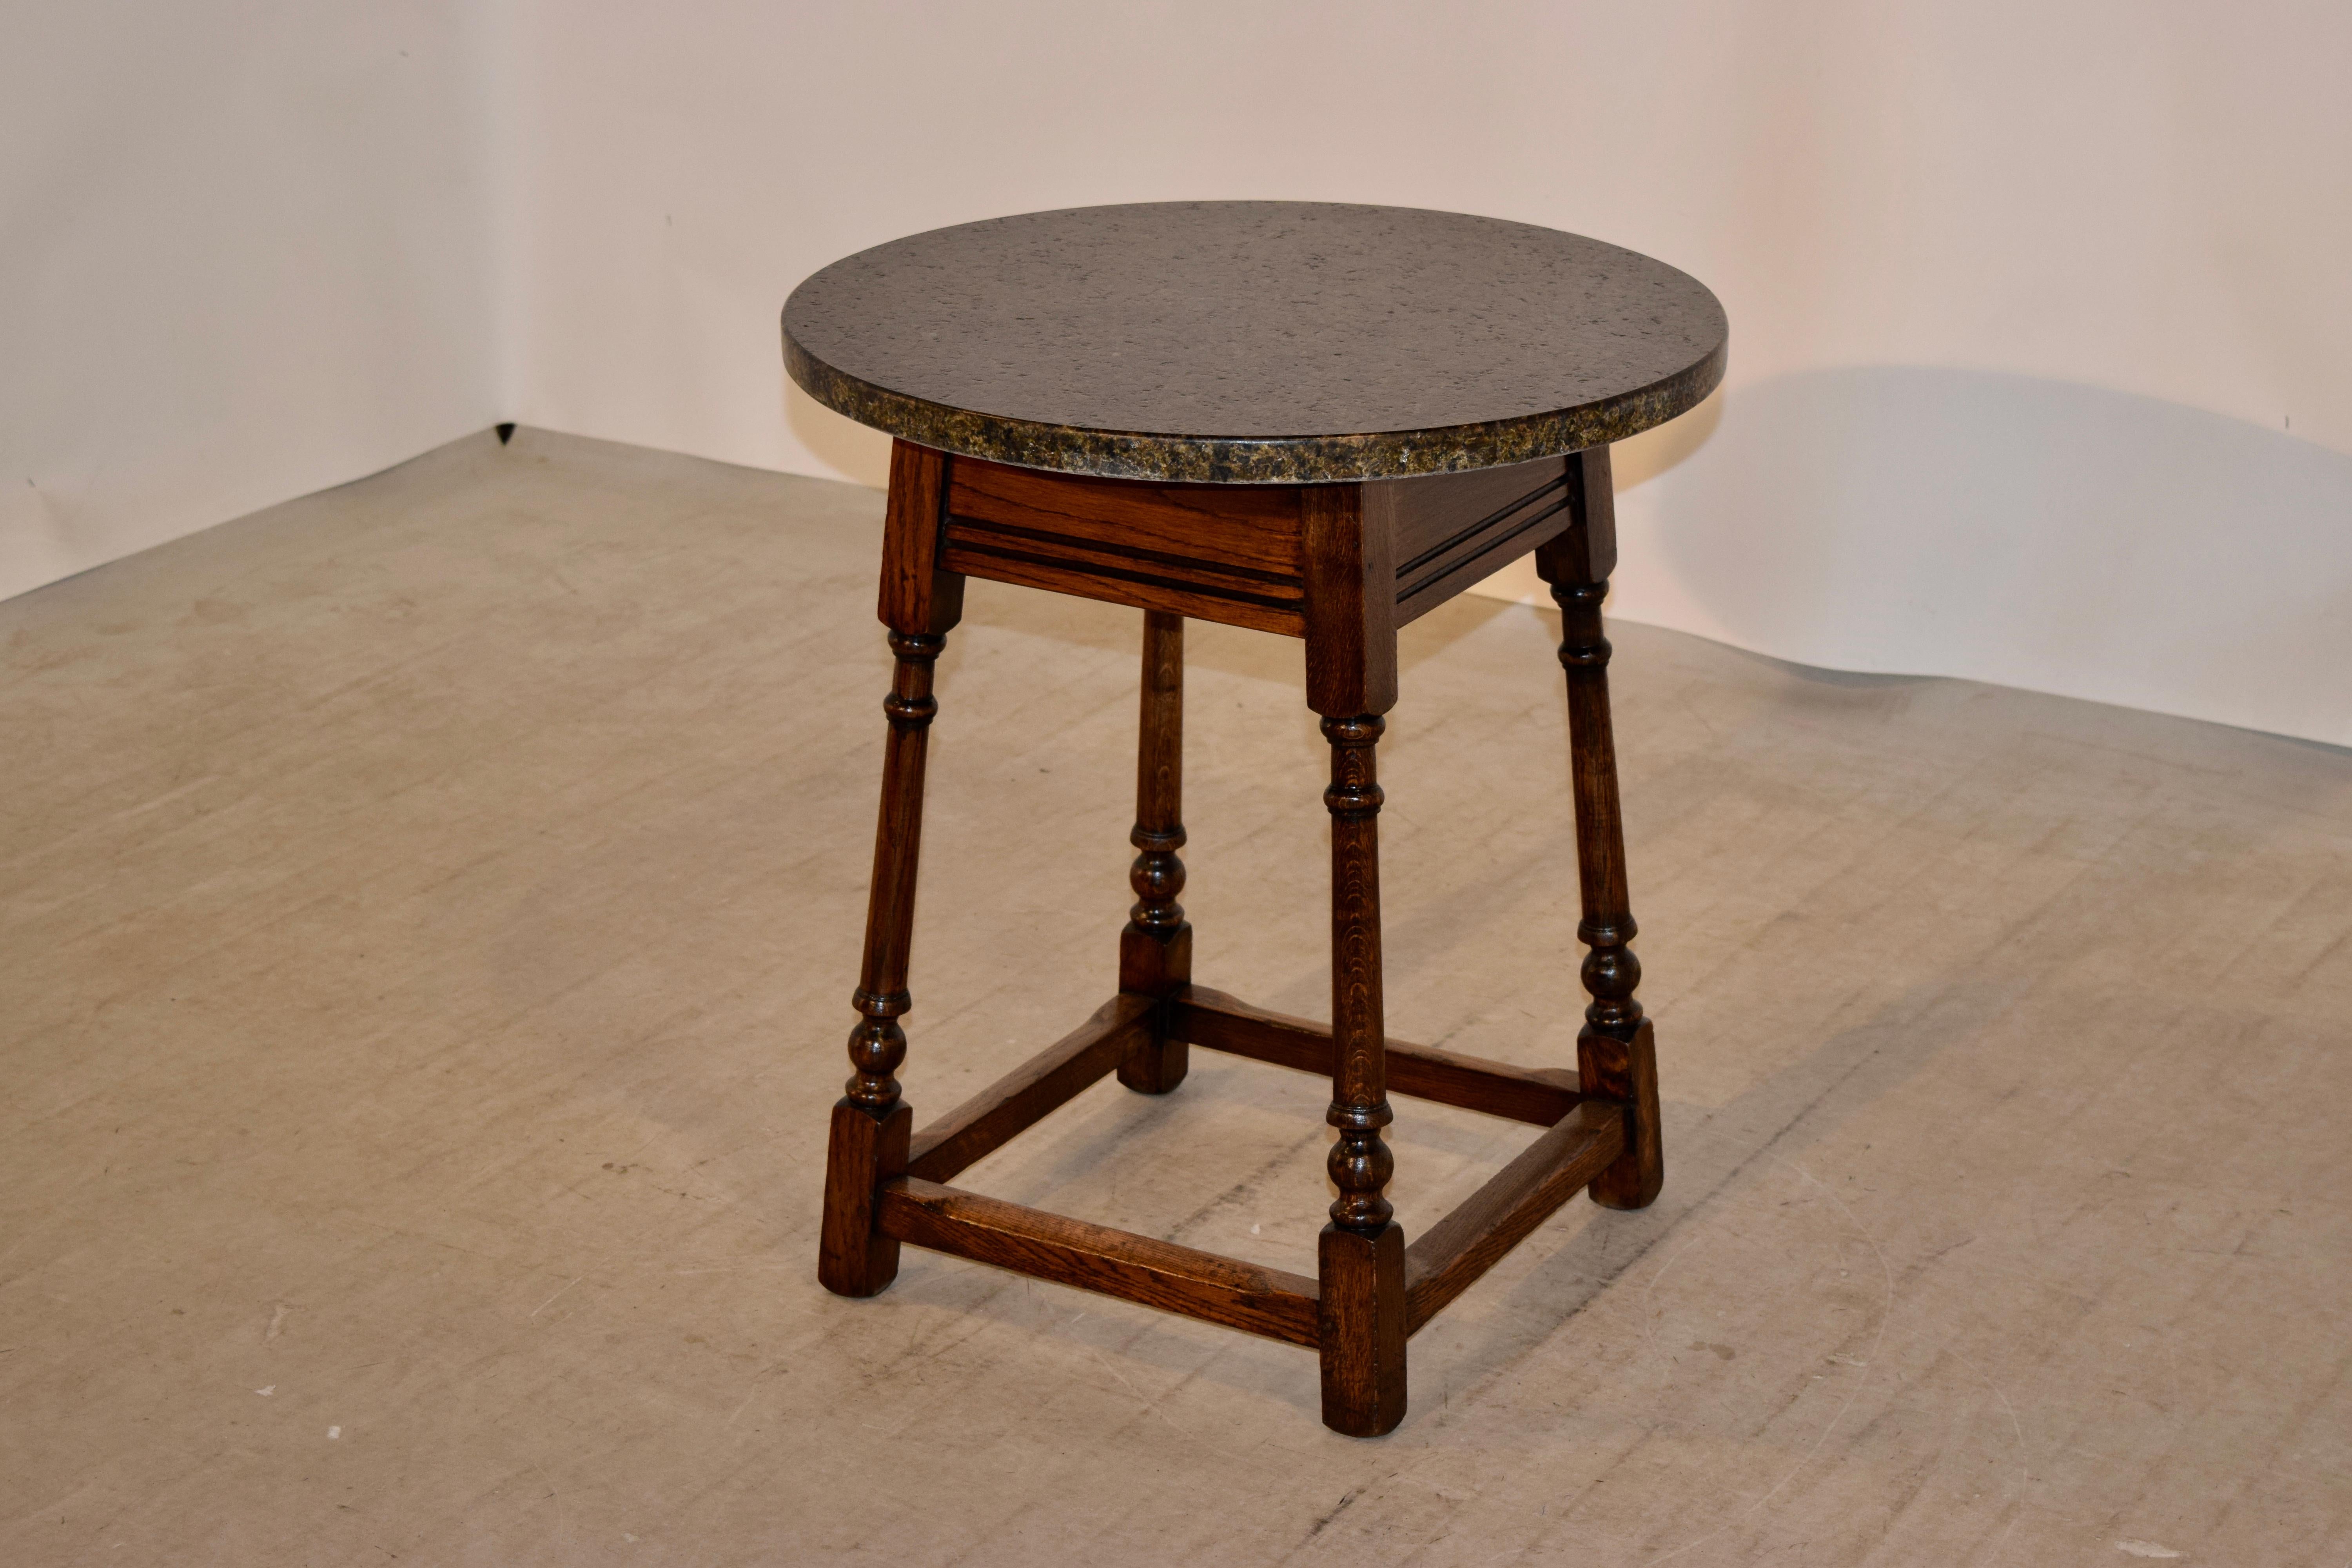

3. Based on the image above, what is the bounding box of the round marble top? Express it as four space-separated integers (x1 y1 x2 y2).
783 201 1726 485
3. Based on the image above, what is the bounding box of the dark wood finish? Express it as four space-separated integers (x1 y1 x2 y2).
944 459 1304 635
817 440 1674 1429
807 212 1711 1435
821 441 966 1302
1385 456 1577 625
1308 625 1407 1430
1581 1020 1664 1211
1169 987 1583 1127
939 454 1587 644
1118 612 1192 1093
818 1100 909 1297
837 629 944 1115
1316 711 1394 1237
877 440 965 636
1319 1221 1406 1436
933 450 1598 648
836 439 966 1124
949 458 1303 572
1401 1102 1625 1334
786 201 1728 483
1301 486 1399 717
1534 447 1663 1211
878 1177 1321 1348
1533 446 1619 584
936 534 1301 635
906 995 1154 1184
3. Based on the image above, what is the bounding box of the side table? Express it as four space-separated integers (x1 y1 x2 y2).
784 201 1726 1436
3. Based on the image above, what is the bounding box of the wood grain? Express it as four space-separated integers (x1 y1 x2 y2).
877 1178 1322 1347
944 458 1305 634
1118 610 1192 1093
877 440 964 635
1531 446 1618 583
1401 1101 1625 1334
905 995 1154 1184
1582 1019 1664 1211
840 628 946 1111
1300 485 1398 716
1170 987 1583 1126
1385 456 1575 624
831 420 1662 1420
824 443 959 1299
948 457 1303 572
1319 1221 1406 1436
1318 711 1394 1235
941 525 1306 634
1310 690 1406 1427
818 1100 910 1298
1533 445 1662 1210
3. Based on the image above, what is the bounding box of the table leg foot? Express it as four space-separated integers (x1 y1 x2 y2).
1582 1020 1663 1209
1318 1221 1406 1436
1117 927 1192 1095
820 1100 910 1297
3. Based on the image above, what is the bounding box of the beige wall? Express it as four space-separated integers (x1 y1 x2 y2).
499 0 2352 744
9 3 2349 742
0 2 505 601
508 1 2352 469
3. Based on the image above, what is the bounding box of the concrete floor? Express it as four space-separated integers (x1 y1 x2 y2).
4 429 2348 1566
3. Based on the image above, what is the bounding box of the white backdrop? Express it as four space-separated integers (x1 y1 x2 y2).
1 1 505 603
10 3 2351 743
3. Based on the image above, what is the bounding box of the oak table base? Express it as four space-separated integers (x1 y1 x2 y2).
819 438 1664 1438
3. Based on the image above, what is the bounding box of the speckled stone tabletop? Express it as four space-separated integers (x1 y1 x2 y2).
783 201 1726 485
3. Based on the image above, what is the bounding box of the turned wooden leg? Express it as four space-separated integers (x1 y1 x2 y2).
1534 447 1663 1211
821 441 965 1298
1316 712 1407 1435
1118 610 1192 1093
1301 483 1407 1437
